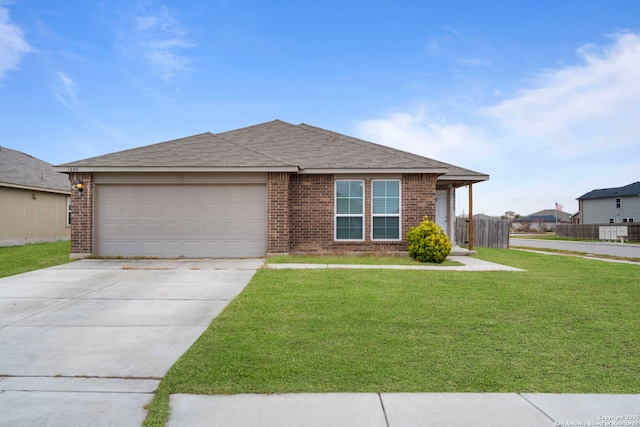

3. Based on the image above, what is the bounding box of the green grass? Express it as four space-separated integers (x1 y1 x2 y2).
143 248 640 426
0 241 72 278
267 254 461 266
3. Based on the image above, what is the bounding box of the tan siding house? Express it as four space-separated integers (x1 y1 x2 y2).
0 147 71 246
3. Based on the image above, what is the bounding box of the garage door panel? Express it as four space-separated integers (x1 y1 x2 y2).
203 223 224 236
184 223 203 237
96 184 266 257
203 205 225 217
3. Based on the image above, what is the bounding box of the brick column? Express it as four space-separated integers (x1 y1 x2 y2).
267 172 290 254
69 172 93 258
402 173 437 240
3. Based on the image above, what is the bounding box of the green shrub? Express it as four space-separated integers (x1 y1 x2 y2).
407 216 452 264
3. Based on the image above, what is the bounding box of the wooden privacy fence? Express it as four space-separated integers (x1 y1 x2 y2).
556 224 640 242
455 217 510 249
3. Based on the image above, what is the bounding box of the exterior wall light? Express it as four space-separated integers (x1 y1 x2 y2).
76 180 84 197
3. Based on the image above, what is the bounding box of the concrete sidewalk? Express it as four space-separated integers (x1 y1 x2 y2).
266 255 525 272
168 392 640 427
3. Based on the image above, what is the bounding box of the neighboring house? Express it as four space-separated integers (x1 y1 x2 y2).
576 182 640 224
55 120 489 258
0 146 71 246
511 209 571 232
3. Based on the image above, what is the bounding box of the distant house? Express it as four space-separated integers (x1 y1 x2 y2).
511 209 571 232
576 182 639 224
0 146 71 246
55 120 489 258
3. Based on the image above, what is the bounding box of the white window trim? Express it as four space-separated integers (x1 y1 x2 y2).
66 196 71 227
334 180 365 241
371 179 402 241
616 197 622 209
623 217 635 223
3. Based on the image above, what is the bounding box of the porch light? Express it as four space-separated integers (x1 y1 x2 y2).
76 180 84 197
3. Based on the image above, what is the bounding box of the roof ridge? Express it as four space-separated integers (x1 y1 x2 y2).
296 123 447 169
213 120 296 167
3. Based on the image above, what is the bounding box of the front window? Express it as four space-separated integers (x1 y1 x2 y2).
372 180 401 240
335 180 364 240
623 217 635 223
67 196 71 226
616 197 622 209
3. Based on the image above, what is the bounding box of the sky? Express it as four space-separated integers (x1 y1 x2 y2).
1 0 640 217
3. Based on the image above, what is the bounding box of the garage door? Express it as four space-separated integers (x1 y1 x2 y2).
95 184 266 257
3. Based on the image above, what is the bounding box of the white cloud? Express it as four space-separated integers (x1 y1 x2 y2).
124 4 195 81
354 32 640 216
354 106 491 166
483 32 640 158
52 72 79 109
0 5 31 80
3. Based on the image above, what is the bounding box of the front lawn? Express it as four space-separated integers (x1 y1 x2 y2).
0 241 72 278
143 249 640 426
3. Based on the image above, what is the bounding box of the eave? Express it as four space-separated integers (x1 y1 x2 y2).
0 181 70 195
298 167 450 175
53 166 300 173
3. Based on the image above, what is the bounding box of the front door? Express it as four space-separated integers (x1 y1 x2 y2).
435 189 449 234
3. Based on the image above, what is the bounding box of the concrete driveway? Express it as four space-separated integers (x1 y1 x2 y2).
0 258 263 427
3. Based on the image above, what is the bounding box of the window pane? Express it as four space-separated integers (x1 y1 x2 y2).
386 181 400 197
387 197 399 214
372 181 385 197
350 198 363 214
373 181 400 214
350 181 363 198
336 216 362 240
336 198 349 214
349 217 363 239
336 181 350 198
373 197 385 214
336 217 349 239
373 216 399 239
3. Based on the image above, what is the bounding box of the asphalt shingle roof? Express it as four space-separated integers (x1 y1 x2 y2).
56 120 488 181
0 146 70 193
578 182 640 200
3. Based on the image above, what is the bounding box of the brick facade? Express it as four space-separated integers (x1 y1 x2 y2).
70 171 438 257
288 174 334 252
69 172 93 256
286 173 437 254
266 172 290 254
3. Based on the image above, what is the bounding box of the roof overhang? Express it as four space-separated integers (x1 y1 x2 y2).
298 168 450 175
53 166 300 173
438 174 490 187
0 181 70 195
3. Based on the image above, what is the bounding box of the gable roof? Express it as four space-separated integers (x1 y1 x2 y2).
55 120 488 183
0 146 70 194
578 182 640 200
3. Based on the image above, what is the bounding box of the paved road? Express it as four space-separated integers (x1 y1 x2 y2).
510 238 640 258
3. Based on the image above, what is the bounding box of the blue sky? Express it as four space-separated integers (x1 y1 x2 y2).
2 0 640 216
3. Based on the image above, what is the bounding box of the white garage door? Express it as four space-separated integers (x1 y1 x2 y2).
95 184 266 258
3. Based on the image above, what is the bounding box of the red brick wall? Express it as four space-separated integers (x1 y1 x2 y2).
71 171 438 257
289 174 333 252
69 172 93 255
402 173 437 237
288 173 437 253
267 172 290 254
